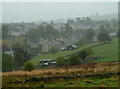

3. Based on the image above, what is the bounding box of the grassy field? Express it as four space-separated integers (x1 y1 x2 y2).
90 38 118 62
30 38 118 65
1 37 25 48
2 62 119 87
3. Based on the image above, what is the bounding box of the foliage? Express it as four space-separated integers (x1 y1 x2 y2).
23 61 35 71
68 55 81 66
49 47 59 54
13 44 31 67
98 30 111 43
86 28 94 41
56 57 65 67
2 53 14 72
2 24 10 39
65 23 73 32
79 50 88 60
85 47 93 56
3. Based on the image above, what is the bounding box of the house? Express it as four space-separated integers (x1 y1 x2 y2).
66 45 77 50
4 50 14 57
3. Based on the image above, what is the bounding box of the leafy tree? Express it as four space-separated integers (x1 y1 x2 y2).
23 61 35 71
86 28 94 41
85 47 93 56
79 50 88 60
65 23 73 32
68 55 80 66
76 17 81 24
56 57 65 67
2 53 14 72
13 44 31 67
2 44 9 52
49 47 59 54
98 30 111 43
2 24 9 39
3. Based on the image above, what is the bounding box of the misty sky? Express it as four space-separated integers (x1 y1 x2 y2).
2 2 118 23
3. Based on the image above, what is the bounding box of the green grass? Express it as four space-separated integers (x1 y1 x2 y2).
91 38 118 62
42 75 119 87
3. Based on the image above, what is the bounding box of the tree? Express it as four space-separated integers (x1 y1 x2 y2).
85 47 93 56
2 53 14 72
65 23 73 32
13 44 31 67
79 50 88 60
86 28 94 41
98 30 111 43
68 55 80 66
56 57 65 67
23 61 35 71
49 47 59 54
2 24 9 39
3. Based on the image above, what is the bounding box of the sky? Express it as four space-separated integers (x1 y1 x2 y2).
2 2 118 23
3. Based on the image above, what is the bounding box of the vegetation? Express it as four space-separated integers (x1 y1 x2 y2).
23 61 35 71
68 55 81 66
2 53 14 72
56 57 65 67
98 30 111 43
2 62 119 87
13 44 31 67
79 50 88 60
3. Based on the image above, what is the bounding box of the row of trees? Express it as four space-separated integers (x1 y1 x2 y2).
56 47 93 67
2 44 31 72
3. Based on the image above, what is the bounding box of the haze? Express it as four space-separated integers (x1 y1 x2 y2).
2 2 118 23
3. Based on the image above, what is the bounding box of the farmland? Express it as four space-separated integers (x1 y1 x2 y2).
2 61 119 87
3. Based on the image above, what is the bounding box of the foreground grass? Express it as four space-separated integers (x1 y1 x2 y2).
2 62 119 87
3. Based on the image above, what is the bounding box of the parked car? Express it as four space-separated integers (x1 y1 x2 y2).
39 59 56 66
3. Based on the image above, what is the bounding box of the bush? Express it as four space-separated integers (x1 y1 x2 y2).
23 61 35 71
68 55 80 66
56 57 65 67
85 47 93 56
79 50 88 60
2 53 14 72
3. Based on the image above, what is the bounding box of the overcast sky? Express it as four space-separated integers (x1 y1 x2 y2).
2 2 118 23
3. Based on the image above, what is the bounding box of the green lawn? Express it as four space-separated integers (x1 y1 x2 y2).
31 38 118 65
91 38 118 62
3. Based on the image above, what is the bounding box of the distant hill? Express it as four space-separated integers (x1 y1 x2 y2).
90 13 118 20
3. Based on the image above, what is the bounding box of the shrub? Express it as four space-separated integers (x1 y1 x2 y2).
85 47 93 56
56 57 65 67
2 53 14 72
68 55 80 66
79 50 88 60
23 61 35 71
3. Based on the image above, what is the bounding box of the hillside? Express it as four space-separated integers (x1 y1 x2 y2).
90 13 118 20
30 38 118 65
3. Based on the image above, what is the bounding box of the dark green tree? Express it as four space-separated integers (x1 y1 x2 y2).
23 61 35 71
2 53 14 72
79 50 88 60
56 57 65 67
68 55 80 66
86 28 94 41
98 30 111 43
